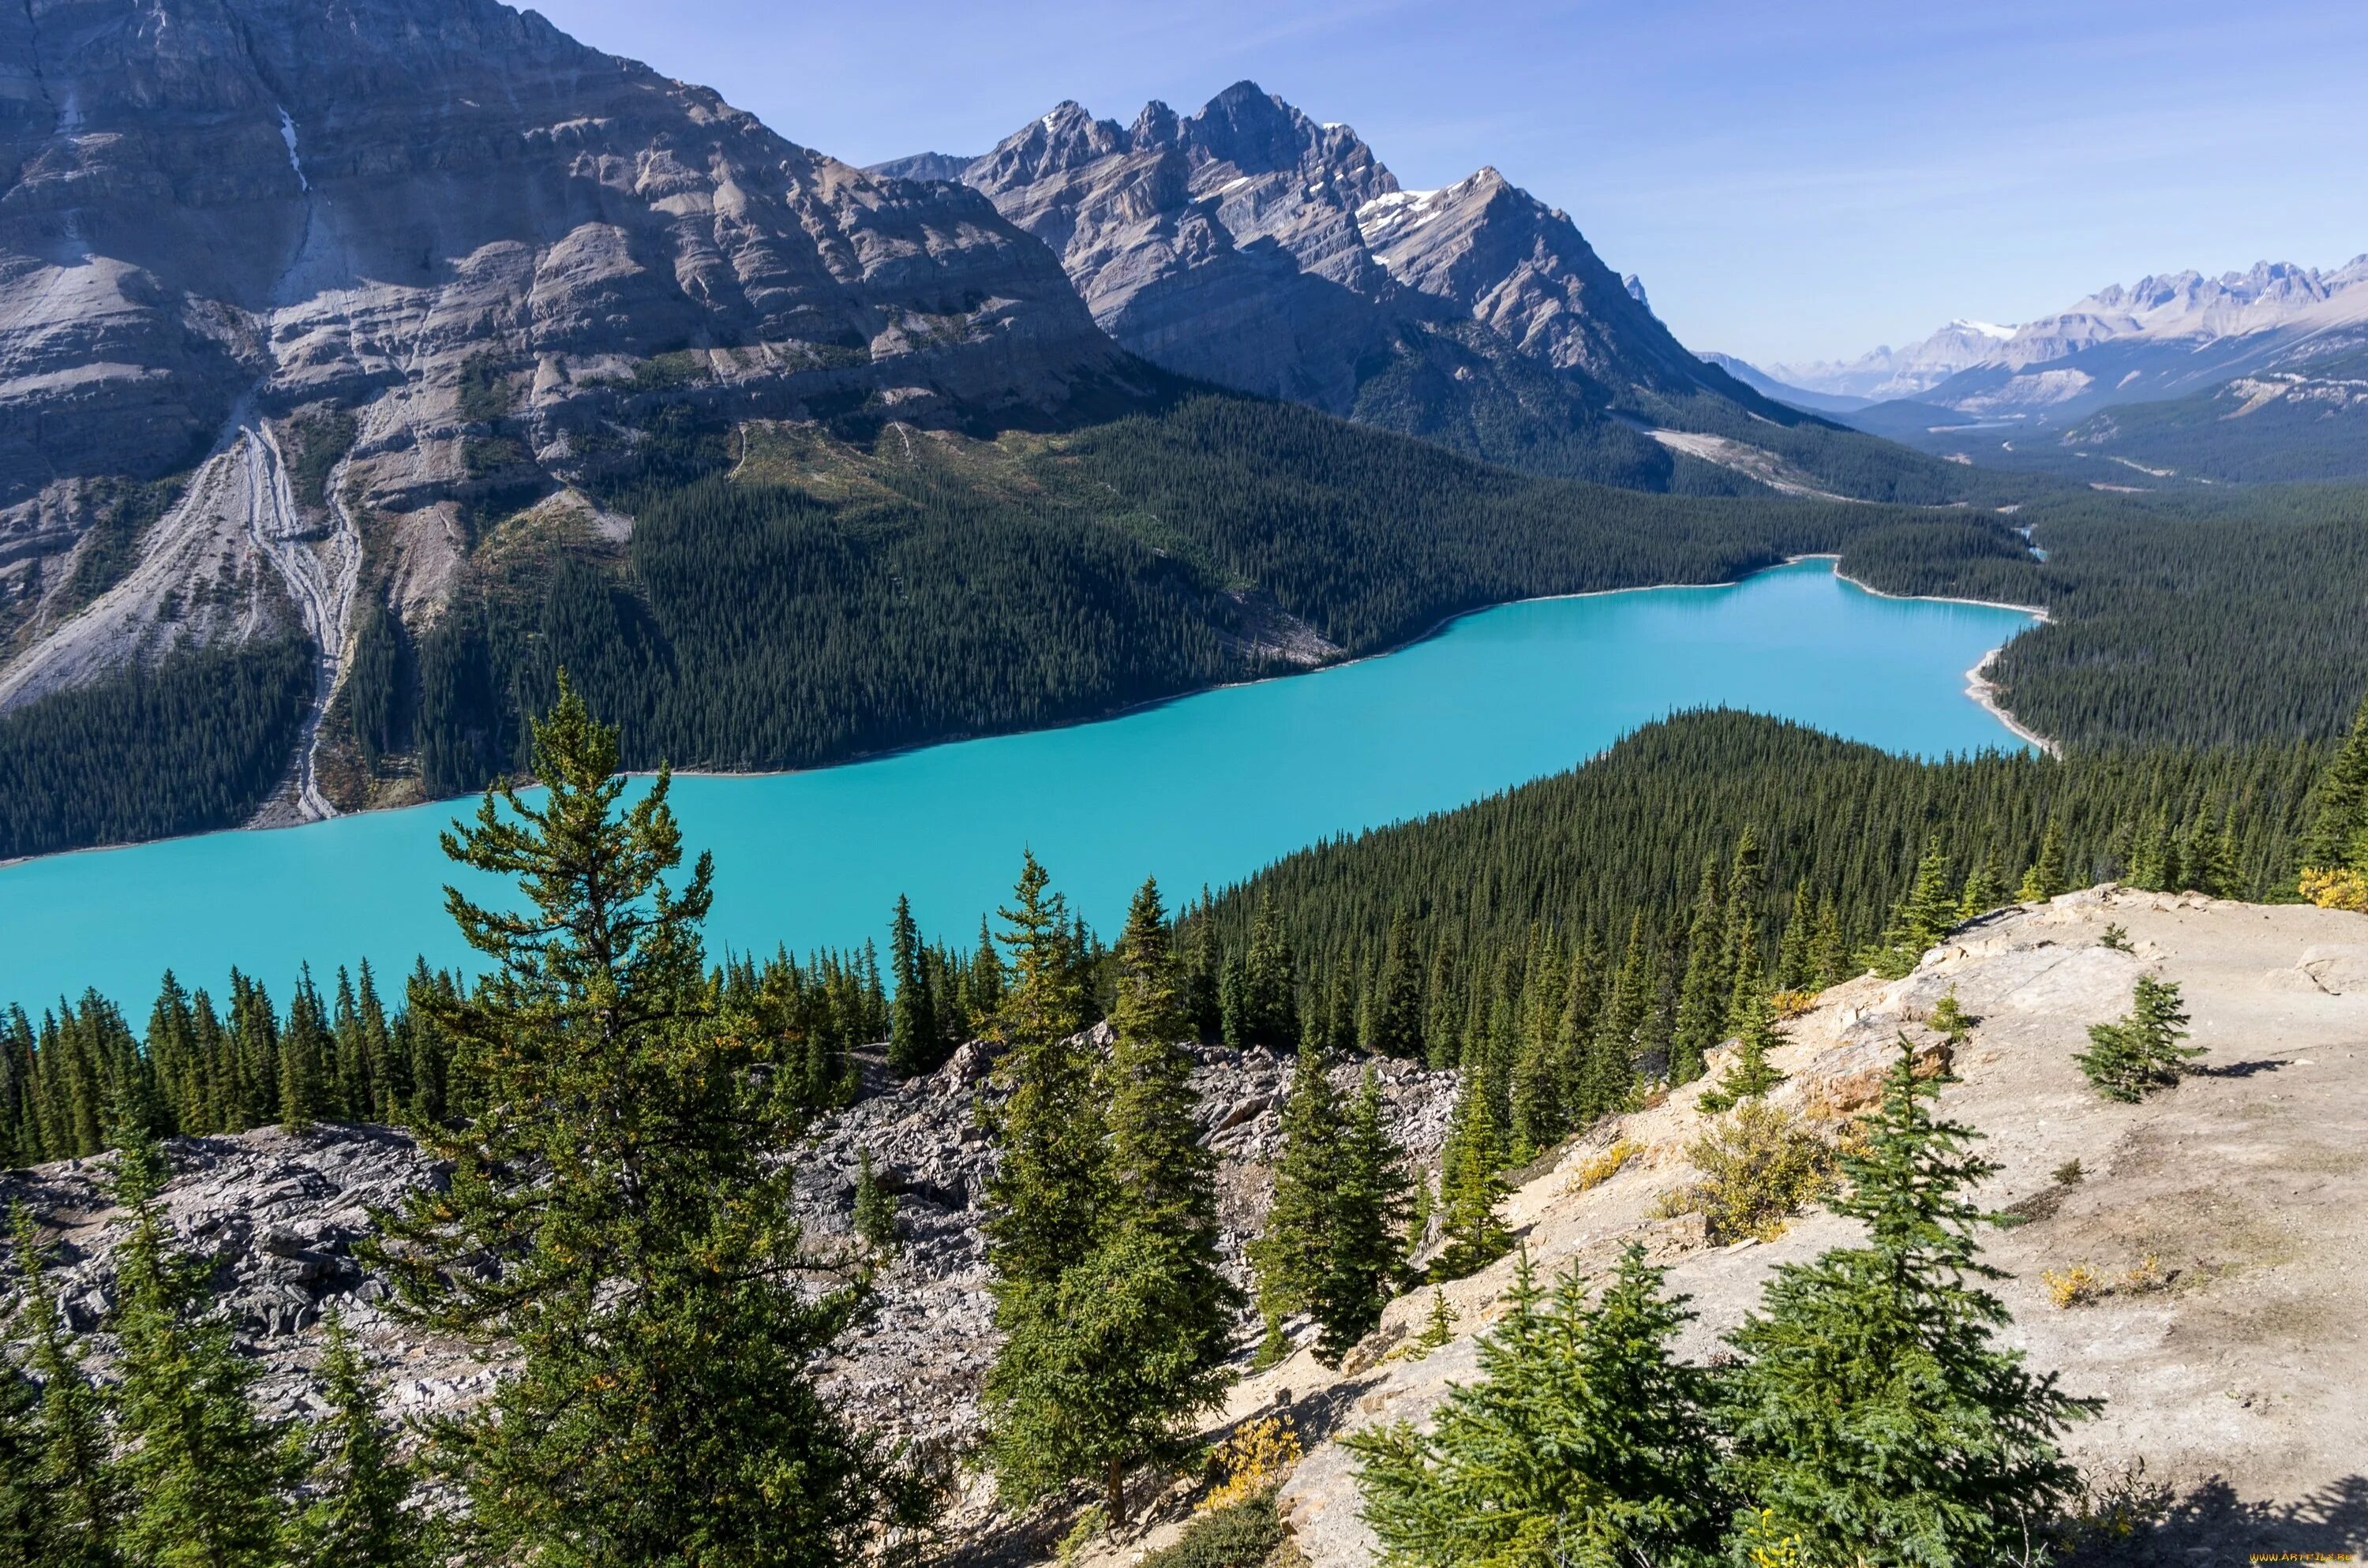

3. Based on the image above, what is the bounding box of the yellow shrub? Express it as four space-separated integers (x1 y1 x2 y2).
1566 1138 1639 1194
2300 866 2368 912
1201 1415 1303 1513
1739 1508 1808 1568
2044 1263 2102 1309
1769 989 1822 1020
1658 1100 1837 1244
2119 1253 2168 1295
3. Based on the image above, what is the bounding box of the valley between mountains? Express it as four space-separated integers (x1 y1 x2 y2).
3 2 2368 1566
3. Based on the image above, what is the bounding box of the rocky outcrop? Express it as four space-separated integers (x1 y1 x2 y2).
0 0 1126 782
1082 889 2368 1568
0 1125 489 1420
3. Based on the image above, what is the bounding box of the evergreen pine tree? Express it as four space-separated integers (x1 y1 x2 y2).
1181 913 1223 1042
1774 881 1815 992
0 1338 40 1568
1554 930 1603 1110
1697 991 1788 1114
143 973 199 1137
1431 1074 1511 1281
1718 1036 2096 1566
291 1310 418 1568
1867 842 1957 979
980 851 1101 1290
1722 826 1767 1020
11 1201 116 1568
366 678 908 1566
329 967 369 1123
1668 857 1728 1087
1507 937 1567 1162
2018 818 2067 903
1957 850 2005 922
851 1151 899 1253
1311 1067 1413 1364
278 966 331 1131
1370 910 1426 1059
108 1134 292 1568
1231 898 1298 1049
969 916 1006 1024
1808 894 1848 989
987 877 1239 1524
353 960 402 1122
2076 975 2201 1102
1347 1245 1725 1568
1250 1042 1346 1342
1423 934 1465 1072
2302 689 2368 874
886 894 942 1078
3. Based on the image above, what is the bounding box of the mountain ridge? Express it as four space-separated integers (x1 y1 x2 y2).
871 81 1829 490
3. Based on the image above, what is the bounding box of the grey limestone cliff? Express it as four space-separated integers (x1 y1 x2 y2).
0 0 1125 791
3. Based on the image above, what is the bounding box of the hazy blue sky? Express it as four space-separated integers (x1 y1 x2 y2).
527 0 2368 367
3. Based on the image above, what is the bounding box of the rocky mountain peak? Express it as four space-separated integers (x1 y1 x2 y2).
948 81 1744 443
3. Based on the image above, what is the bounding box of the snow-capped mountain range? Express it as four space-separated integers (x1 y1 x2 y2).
1752 258 2368 417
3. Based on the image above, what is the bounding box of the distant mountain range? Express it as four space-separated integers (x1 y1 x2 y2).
1710 259 2368 483
1733 259 2368 419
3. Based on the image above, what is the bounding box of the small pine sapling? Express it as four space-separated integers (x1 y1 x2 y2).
1698 992 1788 1114
2077 976 2198 1102
852 1151 899 1254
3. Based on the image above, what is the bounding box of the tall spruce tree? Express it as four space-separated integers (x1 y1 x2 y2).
1348 1245 1725 1568
1774 881 1816 992
2302 690 2368 896
886 894 942 1078
1669 857 1728 1086
1867 842 1958 979
1722 826 1767 1031
979 852 1100 1289
366 677 907 1567
1312 1068 1414 1365
1370 910 1426 1059
2018 819 2068 904
291 1310 418 1568
1431 1072 1511 1282
1719 1036 2096 1565
1507 937 1568 1162
0 1341 39 1568
1250 1041 1347 1346
108 1134 292 1568
987 878 1238 1524
11 1201 114 1568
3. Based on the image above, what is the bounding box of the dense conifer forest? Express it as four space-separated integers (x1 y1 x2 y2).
1850 480 2368 747
1183 709 2328 1077
0 636 313 862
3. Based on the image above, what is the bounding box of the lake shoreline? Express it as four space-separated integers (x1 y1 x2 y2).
1799 556 2058 758
0 557 2049 871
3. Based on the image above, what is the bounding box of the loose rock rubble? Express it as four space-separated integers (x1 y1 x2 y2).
0 1035 1460 1461
796 1030 1460 1454
0 1125 493 1420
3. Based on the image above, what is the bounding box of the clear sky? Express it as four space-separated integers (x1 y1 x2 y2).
525 0 2368 368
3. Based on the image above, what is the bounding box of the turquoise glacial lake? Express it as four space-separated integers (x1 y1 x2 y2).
0 560 2036 1012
